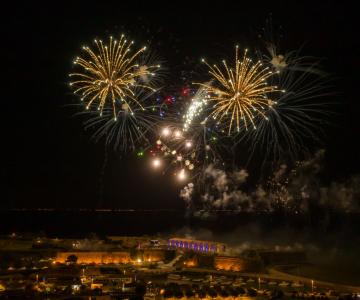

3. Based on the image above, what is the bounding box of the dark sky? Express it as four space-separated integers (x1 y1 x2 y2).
2 1 359 209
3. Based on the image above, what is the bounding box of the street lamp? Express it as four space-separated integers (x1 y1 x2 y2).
311 279 314 292
258 277 261 290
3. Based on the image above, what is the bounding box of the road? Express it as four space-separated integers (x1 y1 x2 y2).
170 267 360 293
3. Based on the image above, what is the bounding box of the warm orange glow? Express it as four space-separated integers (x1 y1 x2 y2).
143 250 165 262
55 249 166 265
183 259 197 267
55 251 131 264
214 256 245 272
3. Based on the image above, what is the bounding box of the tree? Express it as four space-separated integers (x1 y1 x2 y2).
66 255 78 264
248 288 258 297
164 287 174 298
164 250 176 263
271 289 284 299
88 232 99 240
135 281 146 298
237 287 246 295
185 288 195 298
148 263 158 269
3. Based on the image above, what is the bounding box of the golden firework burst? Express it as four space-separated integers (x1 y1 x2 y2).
69 35 159 120
196 46 284 133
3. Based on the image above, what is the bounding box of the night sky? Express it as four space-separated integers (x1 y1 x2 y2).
2 1 359 210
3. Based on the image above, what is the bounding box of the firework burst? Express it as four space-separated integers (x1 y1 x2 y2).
69 35 160 119
236 57 332 163
195 46 284 134
236 21 334 163
149 85 226 181
150 126 195 180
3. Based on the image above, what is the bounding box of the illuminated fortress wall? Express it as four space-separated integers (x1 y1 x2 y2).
168 237 226 254
56 250 166 264
55 251 131 264
214 256 263 272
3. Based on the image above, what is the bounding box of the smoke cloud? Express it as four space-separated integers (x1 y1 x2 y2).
180 150 360 216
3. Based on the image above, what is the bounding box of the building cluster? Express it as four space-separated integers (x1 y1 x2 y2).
0 235 323 298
